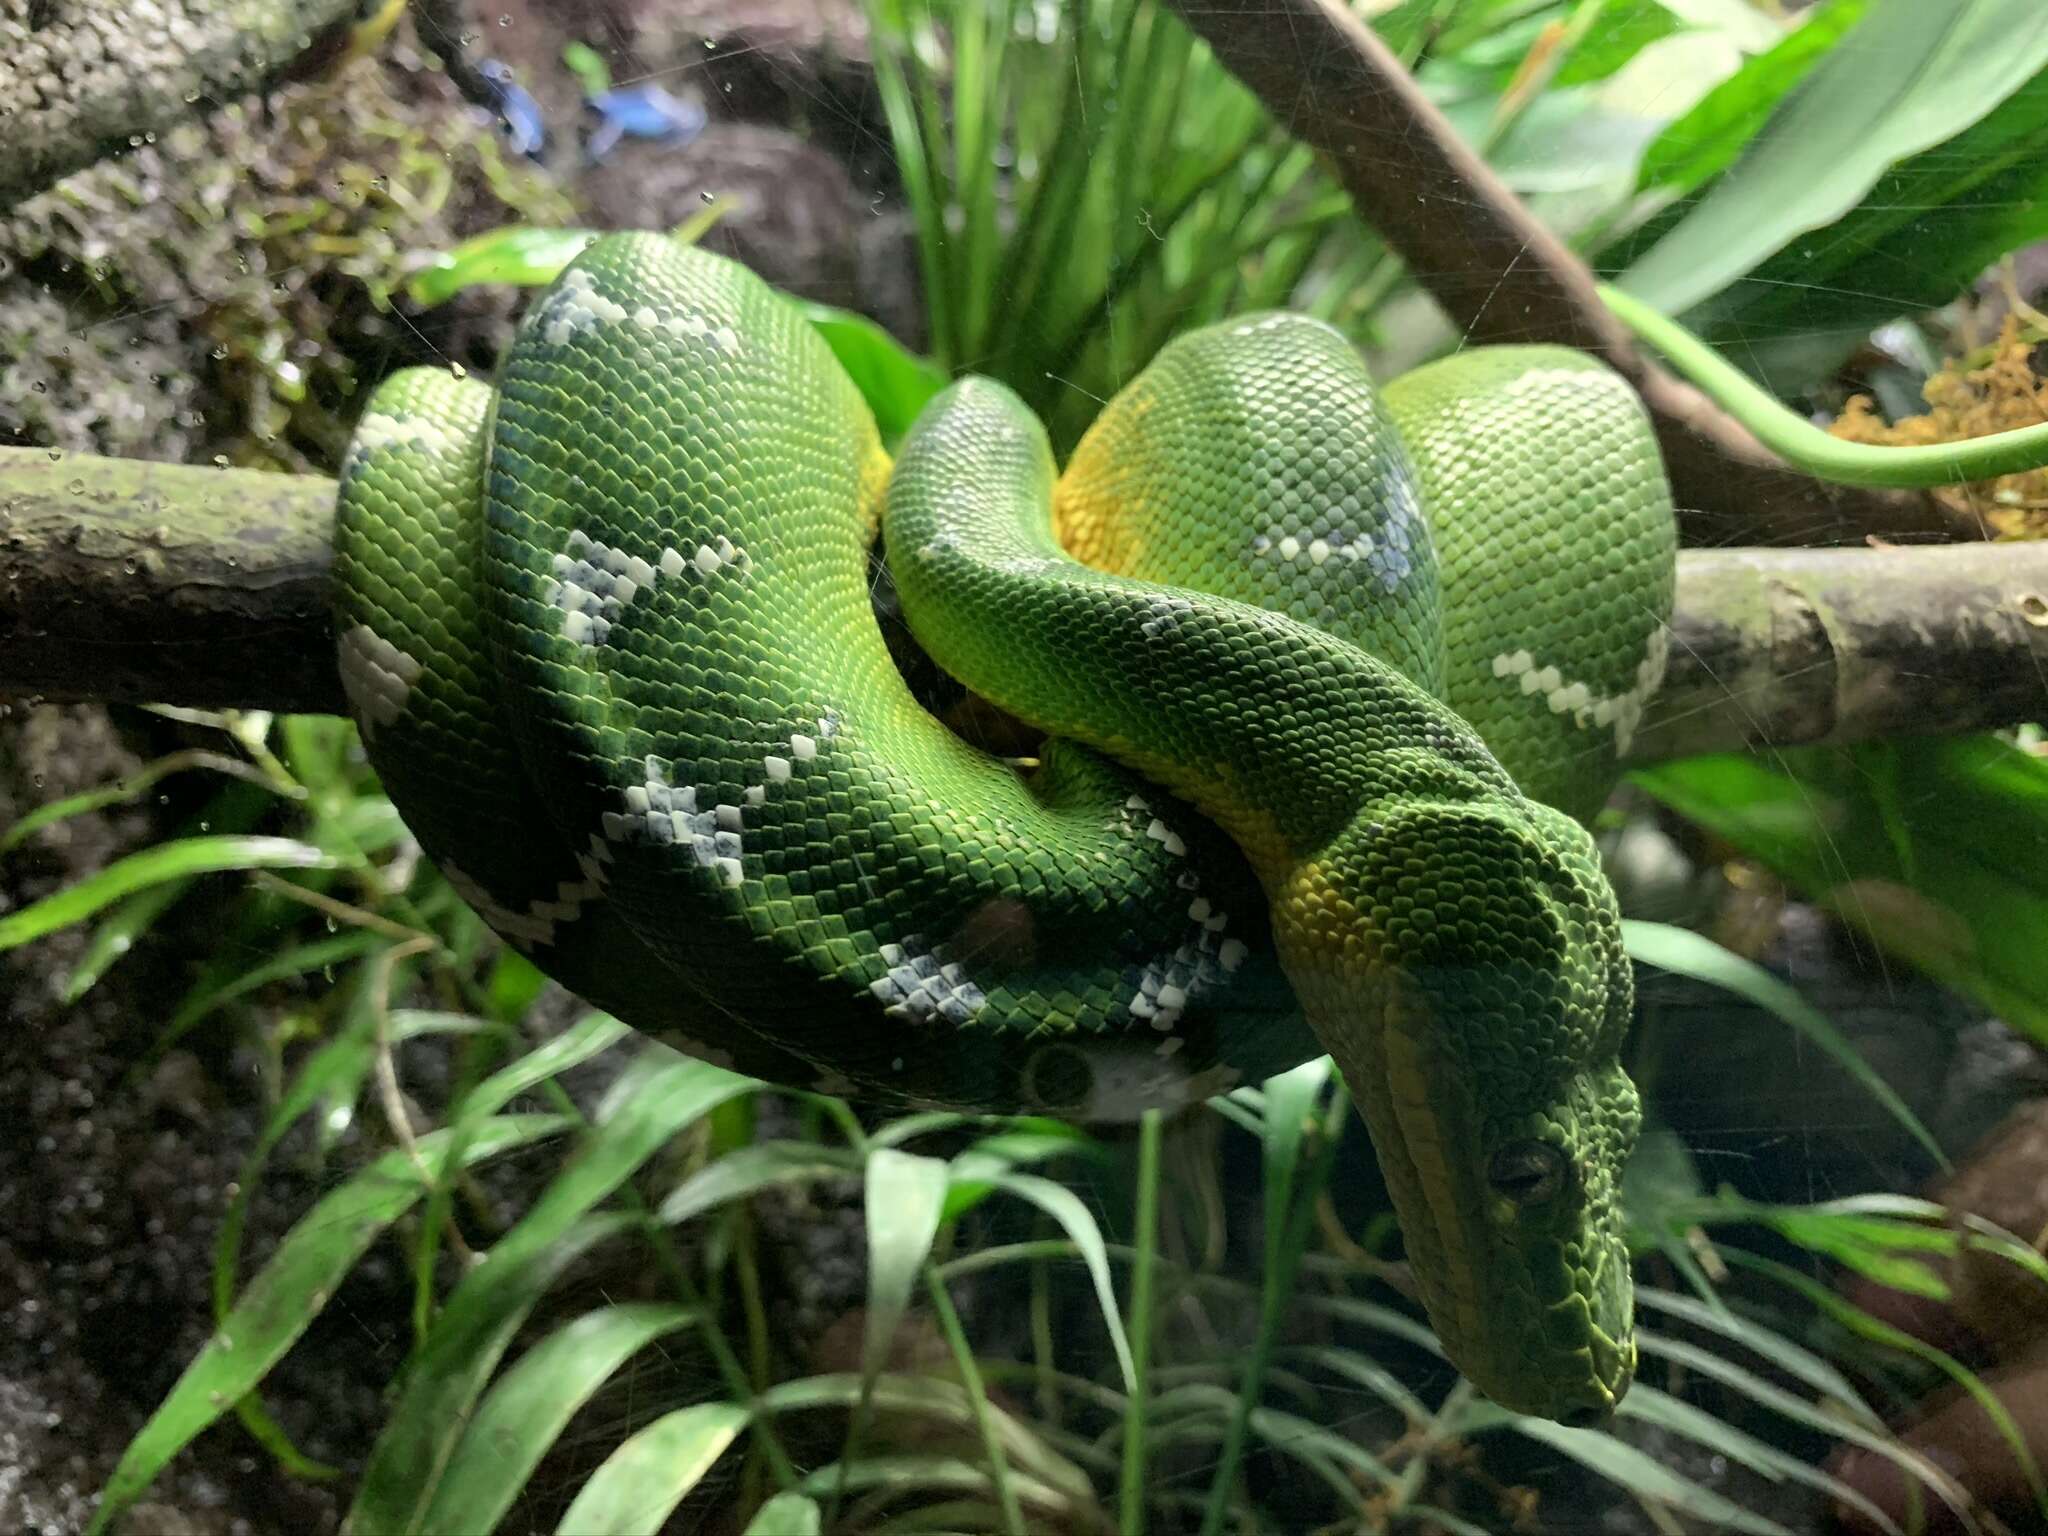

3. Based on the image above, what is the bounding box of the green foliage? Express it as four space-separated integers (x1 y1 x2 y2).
22 1 2048 1531
1633 737 2048 1044
1614 0 2048 318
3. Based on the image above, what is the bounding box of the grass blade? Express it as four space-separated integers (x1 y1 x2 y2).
421 1303 699 1535
347 1050 758 1533
1623 920 1947 1169
89 1115 566 1535
0 835 335 951
743 1492 821 1534
554 1402 749 1536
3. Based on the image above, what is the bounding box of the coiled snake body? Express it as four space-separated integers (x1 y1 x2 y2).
335 233 1674 1421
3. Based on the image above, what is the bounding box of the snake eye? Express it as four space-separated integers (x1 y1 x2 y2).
1488 1141 1569 1206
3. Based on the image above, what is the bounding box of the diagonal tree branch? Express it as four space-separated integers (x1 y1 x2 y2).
0 0 361 211
3 448 2043 761
1161 0 1955 547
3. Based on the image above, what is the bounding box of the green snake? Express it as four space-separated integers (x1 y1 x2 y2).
333 232 2045 1423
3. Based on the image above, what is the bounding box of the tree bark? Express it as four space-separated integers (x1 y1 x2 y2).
0 447 343 714
1160 0 1953 547
1635 544 2048 761
2 448 2043 762
0 0 359 210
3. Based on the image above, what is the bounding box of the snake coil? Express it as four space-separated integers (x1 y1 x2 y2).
336 233 1678 1420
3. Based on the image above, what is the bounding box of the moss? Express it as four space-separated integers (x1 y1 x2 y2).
1829 316 2048 540
0 35 572 470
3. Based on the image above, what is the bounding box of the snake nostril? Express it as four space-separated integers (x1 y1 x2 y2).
1560 1403 1610 1430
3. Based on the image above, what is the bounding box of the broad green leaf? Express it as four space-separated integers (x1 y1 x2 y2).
1629 0 1871 197
554 1402 748 1536
791 301 947 448
1706 66 2048 336
90 1116 566 1535
421 1304 698 1535
1632 738 2048 1048
1622 919 1946 1169
743 1493 822 1535
0 835 335 951
1619 0 2048 314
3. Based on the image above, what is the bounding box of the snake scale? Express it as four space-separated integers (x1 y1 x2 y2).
335 232 1676 1422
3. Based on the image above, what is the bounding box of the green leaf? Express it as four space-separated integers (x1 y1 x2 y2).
0 834 334 951
759 1373 1092 1500
0 749 279 858
1633 1325 1969 1519
1629 0 1872 198
1622 919 1947 1169
657 1141 861 1226
455 1011 634 1120
743 1493 822 1535
961 1166 1136 1395
1622 1384 1902 1536
1705 65 2048 337
347 1050 758 1533
1632 737 2048 1048
860 1149 951 1400
1469 1410 1795 1534
421 1304 698 1535
90 1115 566 1535
554 1402 749 1536
406 227 602 308
1618 0 2048 314
792 301 948 448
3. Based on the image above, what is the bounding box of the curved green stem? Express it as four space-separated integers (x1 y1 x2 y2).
1598 283 2048 489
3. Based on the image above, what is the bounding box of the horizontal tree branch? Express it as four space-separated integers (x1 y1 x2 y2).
1162 0 1954 547
0 0 358 210
3 448 2044 762
1636 543 2048 761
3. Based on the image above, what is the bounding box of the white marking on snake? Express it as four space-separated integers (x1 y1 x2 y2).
867 933 987 1024
337 625 424 739
347 412 459 468
538 267 628 346
611 757 749 885
442 860 604 947
1490 625 1669 754
544 529 663 647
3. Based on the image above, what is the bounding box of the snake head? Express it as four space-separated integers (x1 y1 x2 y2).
1280 796 1640 1423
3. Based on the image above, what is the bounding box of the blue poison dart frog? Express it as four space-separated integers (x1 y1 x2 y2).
584 84 708 163
477 59 548 162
